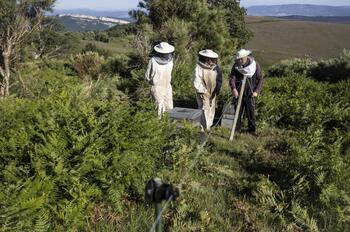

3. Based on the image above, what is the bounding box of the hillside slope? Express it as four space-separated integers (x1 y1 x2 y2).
246 16 350 67
247 4 350 16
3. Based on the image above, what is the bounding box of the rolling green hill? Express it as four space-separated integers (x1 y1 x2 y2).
246 16 350 67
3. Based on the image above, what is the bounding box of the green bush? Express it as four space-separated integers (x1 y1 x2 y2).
82 43 113 58
94 32 110 43
268 58 317 77
70 52 105 81
107 24 136 38
253 75 350 229
310 50 350 83
268 51 350 83
102 54 131 78
11 61 78 98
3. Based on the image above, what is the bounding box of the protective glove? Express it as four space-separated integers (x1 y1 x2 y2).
233 89 239 98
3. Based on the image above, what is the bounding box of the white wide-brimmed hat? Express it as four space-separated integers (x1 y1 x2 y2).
235 49 252 60
198 49 219 59
154 42 175 54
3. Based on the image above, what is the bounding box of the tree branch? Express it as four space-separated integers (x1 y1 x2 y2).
16 71 36 98
0 65 4 77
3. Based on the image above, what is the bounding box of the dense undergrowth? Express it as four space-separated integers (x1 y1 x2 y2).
0 63 199 231
0 53 349 231
1 0 349 230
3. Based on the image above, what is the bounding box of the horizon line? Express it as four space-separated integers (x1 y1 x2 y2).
54 4 350 11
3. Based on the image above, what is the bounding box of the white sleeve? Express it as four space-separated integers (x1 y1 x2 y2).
192 66 207 94
145 59 153 84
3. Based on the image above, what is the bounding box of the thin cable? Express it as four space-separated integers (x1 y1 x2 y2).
148 96 232 232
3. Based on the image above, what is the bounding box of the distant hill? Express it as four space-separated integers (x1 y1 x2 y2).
49 9 133 32
58 16 111 32
277 16 350 24
50 9 131 19
54 14 131 32
245 16 350 67
247 4 350 16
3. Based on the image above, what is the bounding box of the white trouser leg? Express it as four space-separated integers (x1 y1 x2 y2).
152 86 173 117
206 99 216 129
197 94 216 131
164 85 173 112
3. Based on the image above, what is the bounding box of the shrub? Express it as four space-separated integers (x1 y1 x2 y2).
70 52 105 81
102 55 131 77
310 50 350 83
268 58 317 77
107 24 136 38
94 32 110 43
82 43 112 58
268 51 350 83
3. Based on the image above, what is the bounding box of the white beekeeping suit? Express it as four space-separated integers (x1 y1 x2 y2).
145 42 175 116
193 49 222 131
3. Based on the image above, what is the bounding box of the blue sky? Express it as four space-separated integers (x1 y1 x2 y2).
54 0 350 10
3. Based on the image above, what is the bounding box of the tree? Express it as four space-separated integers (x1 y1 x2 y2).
132 0 251 61
0 0 55 97
27 17 81 59
207 0 253 46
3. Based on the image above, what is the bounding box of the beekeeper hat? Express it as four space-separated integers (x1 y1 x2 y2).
154 42 175 54
198 49 219 59
235 49 252 60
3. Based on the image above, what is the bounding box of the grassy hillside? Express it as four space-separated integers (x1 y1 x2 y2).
246 16 350 68
277 16 350 24
59 16 113 32
82 36 134 55
73 16 350 70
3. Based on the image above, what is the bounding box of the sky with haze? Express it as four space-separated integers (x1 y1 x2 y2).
54 0 350 11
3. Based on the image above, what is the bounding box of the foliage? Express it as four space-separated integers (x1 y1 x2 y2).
208 0 253 46
107 24 137 38
25 31 81 60
22 17 81 60
0 0 56 96
254 75 350 230
1 1 350 231
132 0 248 62
70 52 105 81
310 50 350 83
3 60 349 231
127 0 252 106
102 54 131 78
94 32 110 43
82 43 113 58
0 68 199 230
11 60 75 98
268 58 318 77
268 50 350 83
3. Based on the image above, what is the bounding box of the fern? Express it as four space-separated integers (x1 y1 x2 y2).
292 202 319 232
34 209 50 232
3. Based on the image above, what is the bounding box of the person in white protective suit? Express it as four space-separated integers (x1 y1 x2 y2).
193 49 222 131
145 42 175 116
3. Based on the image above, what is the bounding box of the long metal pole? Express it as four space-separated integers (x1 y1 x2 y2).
229 75 247 141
